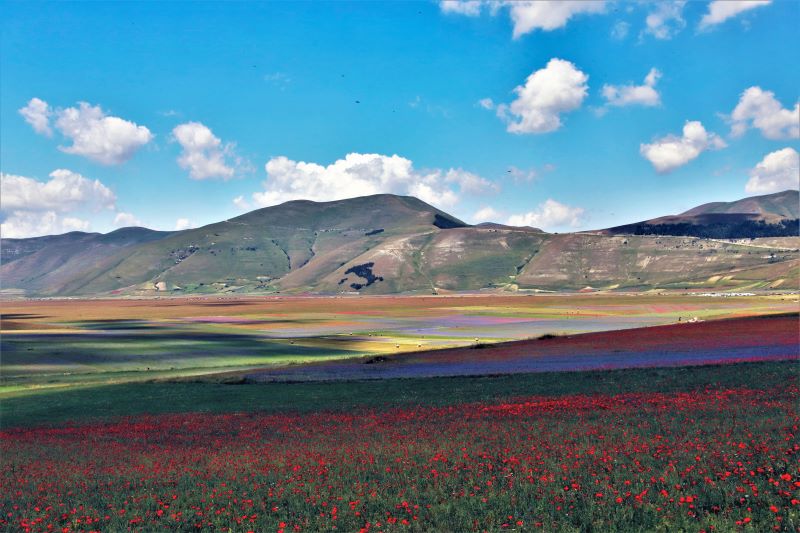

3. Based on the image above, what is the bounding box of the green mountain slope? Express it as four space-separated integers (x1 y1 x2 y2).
0 228 173 294
2 193 798 296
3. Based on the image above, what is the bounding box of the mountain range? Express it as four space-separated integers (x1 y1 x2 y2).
607 190 799 239
1 190 798 297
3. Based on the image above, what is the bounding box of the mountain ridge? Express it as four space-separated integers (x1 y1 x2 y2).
2 192 798 296
606 190 799 239
680 190 798 218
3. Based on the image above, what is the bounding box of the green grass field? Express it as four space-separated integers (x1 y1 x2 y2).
2 360 796 429
3 360 798 532
2 296 798 532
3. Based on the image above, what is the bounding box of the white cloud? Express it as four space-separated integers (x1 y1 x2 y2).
473 206 502 222
175 218 194 231
445 168 497 194
0 211 90 239
640 121 727 173
745 148 799 194
478 98 495 110
507 165 550 182
496 58 588 134
53 102 153 165
247 153 493 210
0 170 116 238
699 0 771 29
611 20 630 40
18 97 53 136
439 1 605 38
0 169 116 212
507 1 606 38
643 1 686 40
729 87 799 140
19 98 152 164
113 212 142 227
507 199 585 229
440 0 483 16
173 121 240 180
602 68 662 108
233 195 252 211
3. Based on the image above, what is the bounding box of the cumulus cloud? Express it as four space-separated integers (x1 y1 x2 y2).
446 168 497 194
18 97 53 136
643 1 686 40
473 206 502 223
53 102 153 165
245 152 494 210
19 98 152 165
699 0 771 29
440 0 483 16
440 1 606 38
602 68 662 108
0 169 116 238
173 121 241 180
113 212 142 227
745 148 799 194
640 121 727 173
506 1 606 38
0 211 90 239
506 199 585 230
175 218 194 231
495 58 588 134
729 87 799 140
0 169 116 212
232 195 252 211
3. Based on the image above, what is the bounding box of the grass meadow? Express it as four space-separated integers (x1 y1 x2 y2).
1 295 798 532
2 361 798 532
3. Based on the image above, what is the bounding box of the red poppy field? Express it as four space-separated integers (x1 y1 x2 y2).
2 361 798 532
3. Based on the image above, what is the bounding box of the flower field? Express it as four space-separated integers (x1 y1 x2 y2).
3 294 796 393
2 365 798 532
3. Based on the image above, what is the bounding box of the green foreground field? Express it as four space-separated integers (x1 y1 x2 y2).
2 359 796 429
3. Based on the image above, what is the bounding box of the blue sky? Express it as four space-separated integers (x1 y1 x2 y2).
1 1 798 237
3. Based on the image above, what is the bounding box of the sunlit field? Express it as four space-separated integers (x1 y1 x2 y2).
2 361 798 532
1 294 798 532
2 293 796 394
3 0 800 531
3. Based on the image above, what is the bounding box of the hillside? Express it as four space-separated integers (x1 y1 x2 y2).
681 190 799 218
1 195 479 295
2 193 799 296
607 190 799 239
0 227 171 264
0 227 174 295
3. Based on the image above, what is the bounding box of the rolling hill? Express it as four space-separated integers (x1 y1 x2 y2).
681 189 799 218
0 227 174 296
606 190 799 239
1 192 799 296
